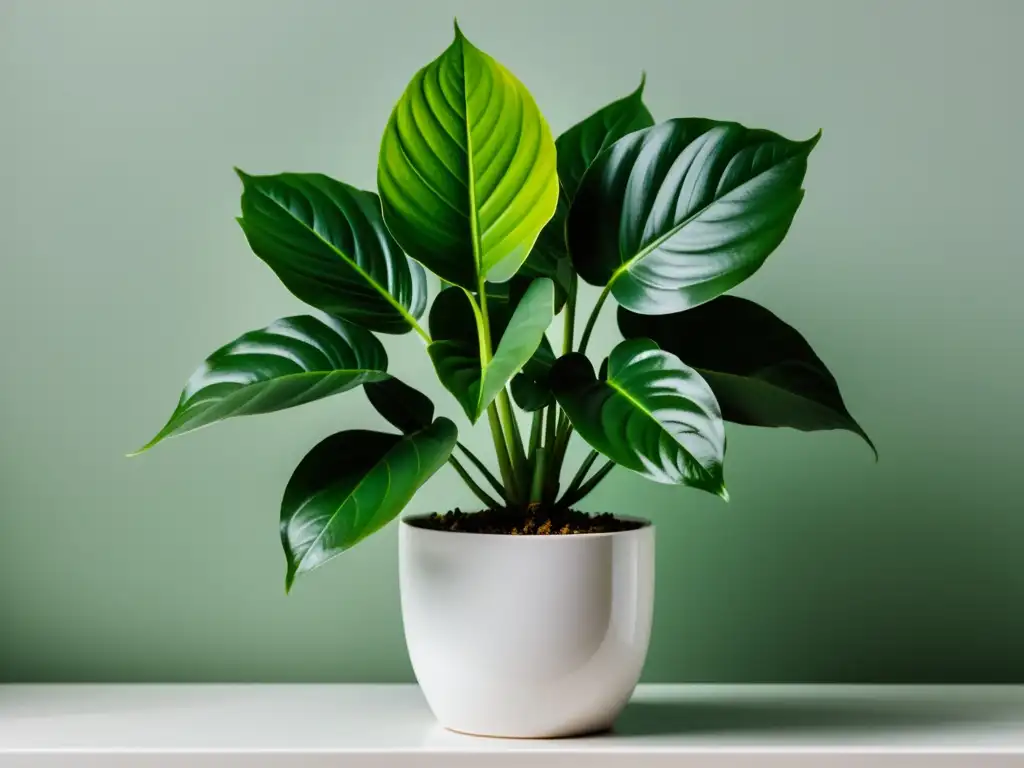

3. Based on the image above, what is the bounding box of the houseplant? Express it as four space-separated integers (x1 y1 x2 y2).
134 23 872 737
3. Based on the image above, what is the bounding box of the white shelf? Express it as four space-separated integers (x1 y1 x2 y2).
2 684 1023 766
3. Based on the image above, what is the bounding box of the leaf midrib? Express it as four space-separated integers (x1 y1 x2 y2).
605 138 806 293
255 187 425 336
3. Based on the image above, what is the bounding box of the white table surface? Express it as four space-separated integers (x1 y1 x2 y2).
1 684 1023 767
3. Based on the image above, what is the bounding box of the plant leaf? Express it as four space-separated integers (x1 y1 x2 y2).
556 75 654 203
428 278 554 422
520 80 654 294
364 377 434 434
236 171 427 334
133 316 388 453
618 297 874 454
281 418 457 590
568 119 820 314
377 23 559 291
510 335 555 412
550 338 727 495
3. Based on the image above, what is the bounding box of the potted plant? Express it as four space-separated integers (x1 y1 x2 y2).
134 23 872 738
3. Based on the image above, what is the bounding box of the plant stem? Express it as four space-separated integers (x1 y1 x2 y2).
456 441 506 500
541 405 560 501
562 273 577 356
449 455 502 509
559 459 615 508
476 280 518 504
577 283 612 356
487 405 517 504
410 318 431 345
499 390 528 493
563 449 599 499
527 411 543 461
530 447 547 504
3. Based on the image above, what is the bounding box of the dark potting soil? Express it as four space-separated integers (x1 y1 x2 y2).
414 507 644 535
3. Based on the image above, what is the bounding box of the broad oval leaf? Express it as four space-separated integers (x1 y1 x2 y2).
568 119 820 314
364 377 435 434
377 23 559 290
236 171 427 334
551 338 727 495
281 418 457 590
618 297 875 455
428 278 554 422
556 75 654 202
134 316 388 453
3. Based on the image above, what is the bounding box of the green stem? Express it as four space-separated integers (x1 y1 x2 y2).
456 442 506 501
562 273 577 356
541 405 560 501
449 455 502 509
560 459 615 508
563 449 599 500
476 280 517 504
487 405 517 504
577 283 612 355
499 390 528 493
527 411 543 462
530 448 548 504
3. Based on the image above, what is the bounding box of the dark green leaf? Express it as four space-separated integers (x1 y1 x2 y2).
281 418 457 590
556 75 654 202
236 171 427 334
377 23 559 291
550 339 727 495
428 279 554 422
364 378 434 434
510 335 555 412
568 119 819 314
618 297 874 454
134 316 388 454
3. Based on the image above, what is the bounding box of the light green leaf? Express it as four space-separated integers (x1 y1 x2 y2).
236 171 427 335
568 119 819 314
133 315 388 454
550 338 727 495
377 23 559 291
428 278 554 422
281 418 458 590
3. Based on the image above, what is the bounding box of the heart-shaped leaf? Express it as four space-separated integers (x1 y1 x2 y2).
618 297 874 454
428 278 554 422
568 119 819 314
236 171 427 335
377 23 559 291
556 75 654 203
364 377 434 434
281 418 457 590
133 316 388 454
551 338 727 495
510 335 556 412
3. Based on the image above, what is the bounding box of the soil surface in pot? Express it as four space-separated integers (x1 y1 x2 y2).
416 508 644 535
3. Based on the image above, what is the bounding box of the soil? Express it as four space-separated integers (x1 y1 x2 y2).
414 507 644 535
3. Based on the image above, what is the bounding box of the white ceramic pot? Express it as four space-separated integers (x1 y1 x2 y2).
399 515 655 738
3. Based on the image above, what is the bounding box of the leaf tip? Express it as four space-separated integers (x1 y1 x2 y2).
718 485 730 503
452 17 463 38
233 166 251 183
637 71 647 94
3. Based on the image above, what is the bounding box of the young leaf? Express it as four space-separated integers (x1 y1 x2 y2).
556 75 654 202
236 172 427 335
364 377 435 434
428 279 554 422
133 316 388 454
618 297 874 454
568 119 820 314
550 339 727 496
377 23 559 290
281 419 458 590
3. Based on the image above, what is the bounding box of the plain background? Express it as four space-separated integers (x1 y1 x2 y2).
2 0 1022 682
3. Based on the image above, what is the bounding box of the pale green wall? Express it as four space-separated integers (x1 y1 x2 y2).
2 0 1022 682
